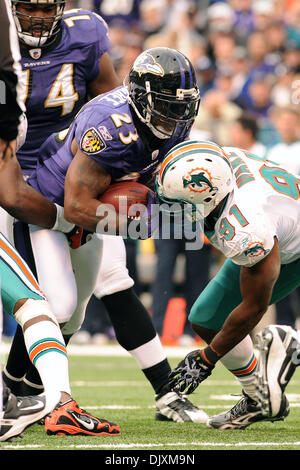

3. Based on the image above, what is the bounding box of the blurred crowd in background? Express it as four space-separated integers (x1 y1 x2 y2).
4 0 300 346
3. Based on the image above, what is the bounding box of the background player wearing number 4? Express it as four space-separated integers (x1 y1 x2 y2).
2 2 208 424
156 140 300 429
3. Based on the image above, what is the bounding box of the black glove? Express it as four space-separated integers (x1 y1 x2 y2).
168 349 214 394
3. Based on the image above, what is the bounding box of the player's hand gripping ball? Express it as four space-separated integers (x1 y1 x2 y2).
98 182 157 238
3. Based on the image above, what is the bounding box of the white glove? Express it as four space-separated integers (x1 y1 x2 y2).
52 204 75 233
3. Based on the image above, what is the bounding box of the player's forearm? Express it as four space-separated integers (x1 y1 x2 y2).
210 301 268 357
211 245 280 357
64 199 99 232
64 198 122 234
3 182 57 228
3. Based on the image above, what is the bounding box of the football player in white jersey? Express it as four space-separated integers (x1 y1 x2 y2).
155 139 300 429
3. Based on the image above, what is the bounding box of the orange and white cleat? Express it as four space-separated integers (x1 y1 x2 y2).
45 399 120 436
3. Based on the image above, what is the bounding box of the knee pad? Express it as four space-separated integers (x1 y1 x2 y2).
61 305 86 336
29 226 78 324
94 235 134 298
62 234 104 335
14 299 59 329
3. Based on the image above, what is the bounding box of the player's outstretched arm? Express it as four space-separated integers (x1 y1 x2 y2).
167 237 281 395
0 150 57 228
210 237 281 357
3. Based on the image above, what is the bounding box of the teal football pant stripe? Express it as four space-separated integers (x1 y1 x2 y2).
189 257 300 330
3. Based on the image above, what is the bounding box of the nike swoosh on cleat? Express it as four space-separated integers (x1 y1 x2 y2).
73 415 95 430
19 402 45 412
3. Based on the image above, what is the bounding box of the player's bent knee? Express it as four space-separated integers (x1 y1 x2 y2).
188 303 205 327
14 298 59 329
191 323 218 343
47 292 77 324
94 267 134 298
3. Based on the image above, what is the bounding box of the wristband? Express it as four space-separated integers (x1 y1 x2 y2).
200 345 221 366
52 204 75 233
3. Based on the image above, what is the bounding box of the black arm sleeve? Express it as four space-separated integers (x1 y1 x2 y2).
0 0 24 142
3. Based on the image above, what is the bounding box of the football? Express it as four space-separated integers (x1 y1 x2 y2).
98 182 153 218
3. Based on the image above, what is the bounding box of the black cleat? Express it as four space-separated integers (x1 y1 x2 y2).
207 391 289 430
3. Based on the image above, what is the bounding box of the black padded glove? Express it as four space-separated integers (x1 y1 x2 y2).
168 349 215 394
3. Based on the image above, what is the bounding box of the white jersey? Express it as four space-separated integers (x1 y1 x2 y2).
266 141 300 176
206 147 300 267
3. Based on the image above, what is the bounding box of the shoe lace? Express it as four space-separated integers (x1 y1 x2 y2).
230 397 249 418
176 392 197 411
230 395 259 419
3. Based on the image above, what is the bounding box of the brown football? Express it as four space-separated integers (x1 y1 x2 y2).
98 182 153 217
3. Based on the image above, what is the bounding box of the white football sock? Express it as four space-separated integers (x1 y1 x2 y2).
220 335 258 401
129 335 167 369
23 321 71 396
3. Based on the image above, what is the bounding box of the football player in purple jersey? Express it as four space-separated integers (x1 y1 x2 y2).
0 0 121 439
50 48 209 429
3 9 209 428
11 0 120 175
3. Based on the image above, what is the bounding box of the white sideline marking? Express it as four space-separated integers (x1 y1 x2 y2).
3 441 300 450
210 394 300 402
210 394 242 401
85 404 229 410
84 403 300 411
70 379 300 387
71 380 146 387
1 343 197 357
70 380 243 387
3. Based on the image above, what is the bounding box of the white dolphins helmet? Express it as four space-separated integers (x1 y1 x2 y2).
156 140 234 218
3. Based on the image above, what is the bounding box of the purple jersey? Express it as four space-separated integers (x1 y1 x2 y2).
93 0 141 27
28 86 190 206
17 9 110 175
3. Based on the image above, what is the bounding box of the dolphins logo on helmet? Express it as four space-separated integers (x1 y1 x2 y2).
182 168 218 194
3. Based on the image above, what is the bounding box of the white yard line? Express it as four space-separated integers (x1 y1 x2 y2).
70 379 300 387
1 343 196 357
3 441 300 450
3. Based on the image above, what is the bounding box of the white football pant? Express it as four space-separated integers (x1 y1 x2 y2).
0 208 134 335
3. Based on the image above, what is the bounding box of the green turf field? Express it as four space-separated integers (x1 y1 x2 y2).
1 352 300 451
